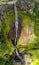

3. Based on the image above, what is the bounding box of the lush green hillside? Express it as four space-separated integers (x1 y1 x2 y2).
0 0 39 65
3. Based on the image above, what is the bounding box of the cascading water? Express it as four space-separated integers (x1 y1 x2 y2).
14 2 25 65
14 3 18 45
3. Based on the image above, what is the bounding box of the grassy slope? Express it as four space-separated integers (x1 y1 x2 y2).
17 12 35 52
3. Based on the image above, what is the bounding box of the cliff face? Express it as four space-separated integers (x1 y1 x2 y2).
17 0 35 10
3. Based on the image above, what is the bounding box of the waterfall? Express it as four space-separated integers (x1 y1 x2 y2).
14 2 18 45
16 48 24 63
14 2 25 65
14 3 18 38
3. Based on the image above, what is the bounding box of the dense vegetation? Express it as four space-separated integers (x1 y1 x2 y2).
0 0 39 65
